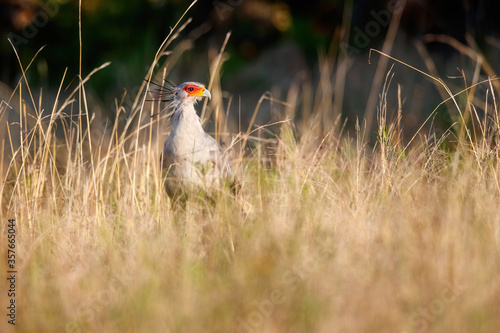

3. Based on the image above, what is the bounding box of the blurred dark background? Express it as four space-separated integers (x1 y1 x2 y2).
2 0 500 136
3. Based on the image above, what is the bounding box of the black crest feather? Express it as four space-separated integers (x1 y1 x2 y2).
147 79 177 118
147 79 176 103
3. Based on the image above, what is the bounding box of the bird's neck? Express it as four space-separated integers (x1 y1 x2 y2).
172 101 204 133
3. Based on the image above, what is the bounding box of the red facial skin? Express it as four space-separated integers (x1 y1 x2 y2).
183 84 206 97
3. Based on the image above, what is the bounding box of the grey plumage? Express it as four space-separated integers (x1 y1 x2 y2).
160 82 234 199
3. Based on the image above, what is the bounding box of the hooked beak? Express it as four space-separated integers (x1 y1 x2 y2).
201 88 211 100
192 88 211 100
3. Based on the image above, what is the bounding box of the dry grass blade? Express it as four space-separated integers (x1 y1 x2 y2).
369 48 475 149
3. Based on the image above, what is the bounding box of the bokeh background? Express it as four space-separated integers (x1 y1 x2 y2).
2 0 500 136
2 3 500 332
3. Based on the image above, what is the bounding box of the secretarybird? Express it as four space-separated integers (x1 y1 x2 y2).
154 81 235 201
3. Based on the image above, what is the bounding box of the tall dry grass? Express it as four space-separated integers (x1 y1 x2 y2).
2 4 500 333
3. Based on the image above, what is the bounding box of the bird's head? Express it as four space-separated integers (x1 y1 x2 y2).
148 80 211 117
174 82 211 103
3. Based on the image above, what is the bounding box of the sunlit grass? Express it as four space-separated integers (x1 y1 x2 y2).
2 4 500 333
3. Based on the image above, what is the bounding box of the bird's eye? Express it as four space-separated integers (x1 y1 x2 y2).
187 87 194 92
